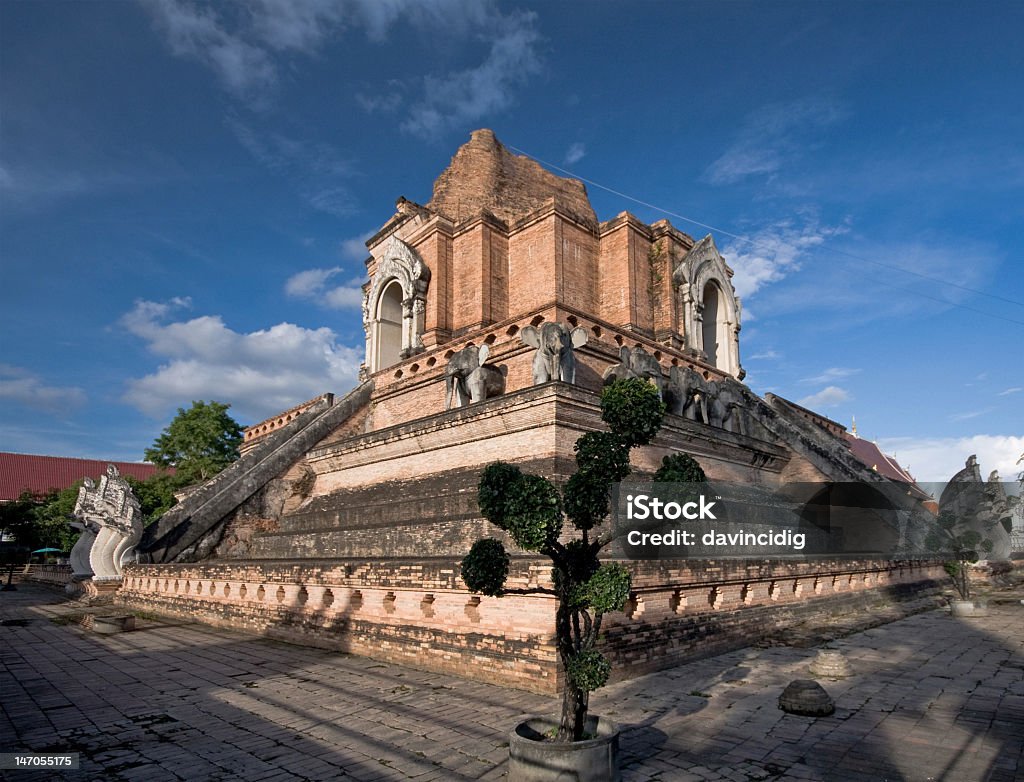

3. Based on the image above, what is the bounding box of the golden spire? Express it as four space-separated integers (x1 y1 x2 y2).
851 415 858 437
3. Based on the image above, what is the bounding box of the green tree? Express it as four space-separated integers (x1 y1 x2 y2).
125 472 181 525
31 484 84 552
0 486 82 555
462 378 687 742
0 490 42 559
144 400 243 485
924 511 994 600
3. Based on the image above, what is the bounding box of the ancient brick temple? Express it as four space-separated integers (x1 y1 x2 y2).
121 130 943 693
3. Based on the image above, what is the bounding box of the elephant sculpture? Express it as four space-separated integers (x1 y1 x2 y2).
445 344 504 408
628 346 665 398
520 322 589 385
603 345 665 398
602 346 637 385
668 365 710 423
712 378 748 436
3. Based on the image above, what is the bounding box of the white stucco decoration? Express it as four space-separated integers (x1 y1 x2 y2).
362 235 431 372
71 465 143 582
673 234 744 378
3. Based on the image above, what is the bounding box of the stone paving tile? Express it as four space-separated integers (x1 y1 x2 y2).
2 584 1023 781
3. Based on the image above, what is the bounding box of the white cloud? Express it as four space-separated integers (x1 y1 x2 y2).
705 97 846 185
949 409 993 422
801 367 861 384
402 10 542 138
0 364 86 414
749 349 781 360
998 387 1022 396
248 0 349 51
228 119 352 177
119 299 362 420
877 435 1024 483
723 216 849 299
564 142 586 166
323 286 364 309
798 386 850 409
357 91 403 114
145 0 542 131
340 231 375 262
144 0 277 100
284 268 365 310
285 267 343 298
751 236 1003 326
226 118 358 216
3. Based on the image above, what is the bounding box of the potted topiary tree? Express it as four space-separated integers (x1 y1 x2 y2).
460 378 705 781
925 511 994 617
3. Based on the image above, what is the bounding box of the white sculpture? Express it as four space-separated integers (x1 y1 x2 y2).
71 465 143 584
520 322 588 385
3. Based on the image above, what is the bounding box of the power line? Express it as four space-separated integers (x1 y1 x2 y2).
506 144 1024 316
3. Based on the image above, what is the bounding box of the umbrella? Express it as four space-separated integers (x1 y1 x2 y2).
31 548 63 554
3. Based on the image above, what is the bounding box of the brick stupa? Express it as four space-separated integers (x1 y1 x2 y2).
123 130 943 693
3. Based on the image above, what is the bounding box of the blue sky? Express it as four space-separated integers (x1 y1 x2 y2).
1 0 1021 482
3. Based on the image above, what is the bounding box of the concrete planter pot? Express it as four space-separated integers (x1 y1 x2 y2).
950 599 989 618
508 715 620 782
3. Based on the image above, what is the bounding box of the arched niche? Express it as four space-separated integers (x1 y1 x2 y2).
375 280 404 369
362 236 431 374
673 234 744 378
702 281 723 368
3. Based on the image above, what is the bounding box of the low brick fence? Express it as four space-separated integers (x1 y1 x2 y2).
117 557 947 694
24 564 74 586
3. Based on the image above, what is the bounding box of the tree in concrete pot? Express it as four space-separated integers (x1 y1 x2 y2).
460 378 668 781
924 511 994 617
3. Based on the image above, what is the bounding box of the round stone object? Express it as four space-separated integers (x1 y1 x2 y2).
779 679 835 716
809 648 852 679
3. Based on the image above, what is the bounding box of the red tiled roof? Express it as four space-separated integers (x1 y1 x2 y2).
842 434 915 483
0 452 169 501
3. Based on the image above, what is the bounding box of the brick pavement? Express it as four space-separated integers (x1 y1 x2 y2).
2 584 1022 781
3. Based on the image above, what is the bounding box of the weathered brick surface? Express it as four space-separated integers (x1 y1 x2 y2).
428 128 597 228
304 385 788 506
123 129 948 707
118 558 946 694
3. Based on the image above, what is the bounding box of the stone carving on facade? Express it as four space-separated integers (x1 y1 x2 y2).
673 235 744 379
667 365 710 423
668 368 757 437
70 465 144 585
602 346 637 385
938 456 1013 561
708 378 749 435
602 345 666 398
445 344 504 408
520 322 588 385
1011 454 1024 554
362 235 431 372
628 346 665 398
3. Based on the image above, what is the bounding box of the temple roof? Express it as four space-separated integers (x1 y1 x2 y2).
0 452 168 501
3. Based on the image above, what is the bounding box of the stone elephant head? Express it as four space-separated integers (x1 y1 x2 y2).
445 344 505 408
668 365 709 422
602 346 638 386
709 379 744 434
628 346 665 398
520 322 588 385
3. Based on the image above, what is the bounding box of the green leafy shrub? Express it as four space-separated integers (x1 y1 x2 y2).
925 512 994 599
461 378 681 741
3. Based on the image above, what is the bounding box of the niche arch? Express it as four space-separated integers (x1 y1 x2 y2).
362 236 431 373
673 234 744 378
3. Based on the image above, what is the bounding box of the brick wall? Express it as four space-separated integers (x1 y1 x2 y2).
118 558 946 694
